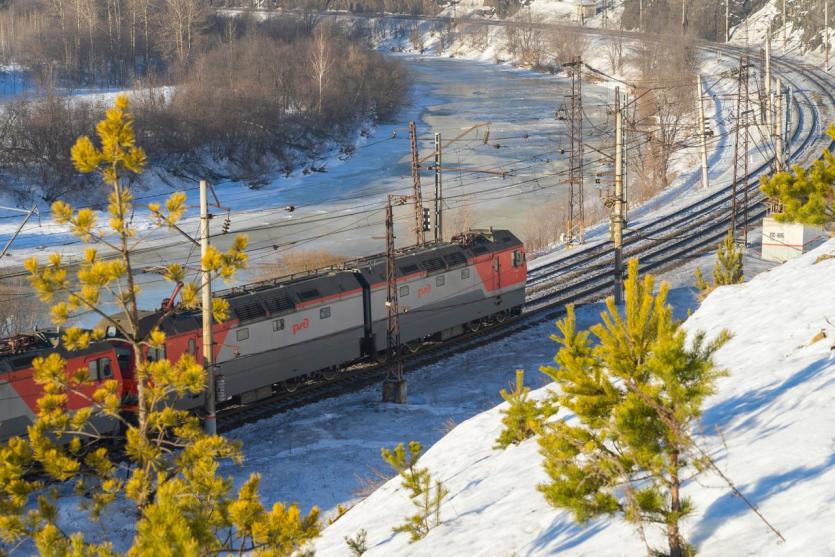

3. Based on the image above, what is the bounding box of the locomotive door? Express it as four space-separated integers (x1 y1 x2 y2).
492 253 502 291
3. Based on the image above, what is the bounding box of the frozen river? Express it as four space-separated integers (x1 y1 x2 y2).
0 54 614 320
211 55 613 269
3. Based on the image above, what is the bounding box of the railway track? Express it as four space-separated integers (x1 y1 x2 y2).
216 29 835 432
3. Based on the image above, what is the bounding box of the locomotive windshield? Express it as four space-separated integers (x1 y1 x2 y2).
115 346 133 377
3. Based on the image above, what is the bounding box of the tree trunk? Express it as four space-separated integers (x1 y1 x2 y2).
668 448 685 557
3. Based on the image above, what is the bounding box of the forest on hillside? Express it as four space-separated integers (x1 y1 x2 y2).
0 2 409 203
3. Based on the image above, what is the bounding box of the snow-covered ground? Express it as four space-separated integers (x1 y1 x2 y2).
310 238 835 556
730 0 832 68
195 234 774 525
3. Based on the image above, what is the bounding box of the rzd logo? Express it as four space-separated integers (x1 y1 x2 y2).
418 284 432 298
292 318 310 335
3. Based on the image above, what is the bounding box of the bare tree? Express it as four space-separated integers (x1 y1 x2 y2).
604 27 624 75
516 9 544 67
548 27 588 65
0 278 45 337
309 28 335 114
158 0 206 65
630 36 696 192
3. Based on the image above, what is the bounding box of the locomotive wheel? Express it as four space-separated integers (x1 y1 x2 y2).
283 379 301 393
494 310 509 324
405 340 422 354
375 350 389 364
322 367 338 381
467 320 481 332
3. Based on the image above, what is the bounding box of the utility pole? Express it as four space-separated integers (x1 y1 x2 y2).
382 194 409 404
200 180 217 435
681 0 687 35
0 206 38 259
774 79 784 173
784 86 793 169
408 121 426 246
639 0 643 33
826 1 830 72
725 0 730 42
731 56 751 243
697 74 711 190
783 0 787 53
433 132 443 242
765 29 772 131
565 57 585 245
612 87 624 305
758 47 768 124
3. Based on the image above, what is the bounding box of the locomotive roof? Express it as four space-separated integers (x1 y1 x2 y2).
0 331 120 372
217 229 521 296
215 229 522 325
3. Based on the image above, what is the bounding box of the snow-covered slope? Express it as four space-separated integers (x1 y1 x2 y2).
314 239 835 556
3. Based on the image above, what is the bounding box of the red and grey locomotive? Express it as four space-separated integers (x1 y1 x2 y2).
0 229 527 438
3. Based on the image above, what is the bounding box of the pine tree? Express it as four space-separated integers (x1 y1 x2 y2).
345 529 368 556
538 259 730 557
0 96 320 554
381 441 448 543
713 230 744 286
694 230 744 298
760 125 835 226
494 369 556 449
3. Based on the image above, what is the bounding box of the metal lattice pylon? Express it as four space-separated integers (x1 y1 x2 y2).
565 57 585 245
757 47 769 125
383 194 415 403
731 55 751 244
385 196 403 385
408 122 426 246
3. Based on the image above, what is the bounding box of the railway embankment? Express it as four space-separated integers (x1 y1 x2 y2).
312 238 835 556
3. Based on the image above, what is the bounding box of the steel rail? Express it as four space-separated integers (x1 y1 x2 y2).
215 23 835 431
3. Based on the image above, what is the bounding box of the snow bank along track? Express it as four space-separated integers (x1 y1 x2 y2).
216 28 835 431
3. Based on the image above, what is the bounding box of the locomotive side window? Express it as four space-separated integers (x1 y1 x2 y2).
88 360 99 381
237 328 250 342
461 268 470 280
87 357 113 381
100 358 113 379
512 250 524 268
399 285 409 297
147 346 166 362
436 275 445 287
187 338 197 355
273 318 285 332
320 307 331 319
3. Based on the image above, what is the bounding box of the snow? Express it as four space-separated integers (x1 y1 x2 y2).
730 0 833 69
310 239 835 556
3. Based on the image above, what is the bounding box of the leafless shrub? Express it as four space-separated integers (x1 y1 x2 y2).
446 202 476 241
353 465 394 499
0 277 46 337
438 417 457 435
547 29 588 65
255 249 347 281
520 201 565 254
627 36 696 195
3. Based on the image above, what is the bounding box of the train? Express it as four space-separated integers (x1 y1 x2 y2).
0 229 527 440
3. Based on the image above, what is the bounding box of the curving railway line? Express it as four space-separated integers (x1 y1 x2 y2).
215 38 834 431
2 7 811 431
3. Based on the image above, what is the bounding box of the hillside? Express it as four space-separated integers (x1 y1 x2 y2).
314 239 835 556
